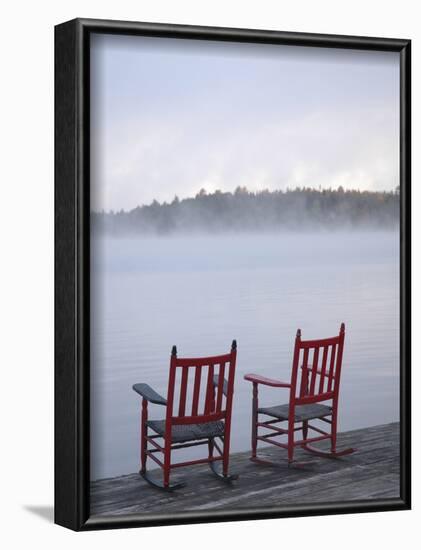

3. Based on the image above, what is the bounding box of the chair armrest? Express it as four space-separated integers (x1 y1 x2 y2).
244 373 291 388
132 383 167 405
213 375 228 396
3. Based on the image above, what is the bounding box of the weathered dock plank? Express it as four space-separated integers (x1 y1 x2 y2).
90 422 399 517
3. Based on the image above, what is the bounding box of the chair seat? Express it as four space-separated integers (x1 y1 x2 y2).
258 403 332 422
147 419 225 443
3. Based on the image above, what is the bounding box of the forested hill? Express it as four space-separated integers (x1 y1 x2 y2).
92 186 399 236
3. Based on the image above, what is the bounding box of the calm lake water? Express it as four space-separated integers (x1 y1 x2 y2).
91 231 399 480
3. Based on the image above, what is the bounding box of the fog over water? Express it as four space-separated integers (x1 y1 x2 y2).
90 231 399 480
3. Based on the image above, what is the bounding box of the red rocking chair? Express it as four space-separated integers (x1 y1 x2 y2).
133 341 238 490
244 323 355 466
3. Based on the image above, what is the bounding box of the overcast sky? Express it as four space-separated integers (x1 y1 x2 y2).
90 33 399 212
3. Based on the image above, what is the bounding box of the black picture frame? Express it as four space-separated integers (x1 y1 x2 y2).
55 17 411 531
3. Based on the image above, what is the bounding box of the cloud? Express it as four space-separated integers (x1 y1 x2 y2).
91 35 399 211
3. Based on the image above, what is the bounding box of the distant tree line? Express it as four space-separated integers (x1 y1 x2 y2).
92 186 399 236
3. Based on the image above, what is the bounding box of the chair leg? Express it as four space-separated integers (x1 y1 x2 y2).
208 437 238 481
163 440 171 488
140 437 186 491
302 420 308 441
208 438 214 461
331 411 337 453
251 382 258 459
222 433 230 476
250 383 272 466
140 399 147 474
287 417 295 465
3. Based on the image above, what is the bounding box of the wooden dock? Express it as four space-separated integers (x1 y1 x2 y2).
90 422 399 517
